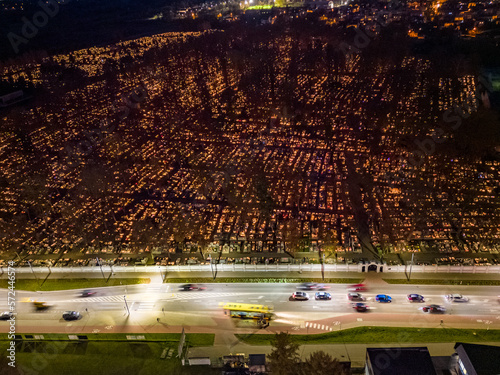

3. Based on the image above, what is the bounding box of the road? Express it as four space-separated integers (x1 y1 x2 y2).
1 283 499 334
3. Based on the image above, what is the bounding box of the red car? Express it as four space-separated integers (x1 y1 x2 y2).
348 283 367 292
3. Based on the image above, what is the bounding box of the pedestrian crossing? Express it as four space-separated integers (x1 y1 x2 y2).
136 302 156 311
305 322 334 331
61 291 242 304
168 292 243 301
63 296 126 303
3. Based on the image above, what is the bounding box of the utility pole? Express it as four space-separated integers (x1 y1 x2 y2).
123 295 130 315
408 253 414 282
96 257 105 279
27 260 40 287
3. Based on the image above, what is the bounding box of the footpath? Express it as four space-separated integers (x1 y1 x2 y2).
4 269 500 282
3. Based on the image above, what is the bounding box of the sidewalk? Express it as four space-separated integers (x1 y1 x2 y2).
3 269 500 281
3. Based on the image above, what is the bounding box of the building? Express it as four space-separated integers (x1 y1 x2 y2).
452 342 500 375
365 347 437 375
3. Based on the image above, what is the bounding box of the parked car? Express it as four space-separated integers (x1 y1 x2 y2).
352 302 368 312
375 294 392 303
291 292 310 301
407 294 425 302
422 305 446 313
81 290 96 297
445 294 469 303
62 311 81 321
347 292 365 301
348 283 367 292
315 292 332 300
0 311 13 320
179 284 206 291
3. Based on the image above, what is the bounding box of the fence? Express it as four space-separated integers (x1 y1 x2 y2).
5 263 500 274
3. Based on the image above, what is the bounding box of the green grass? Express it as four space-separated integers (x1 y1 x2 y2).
383 279 500 286
246 4 274 9
0 339 218 375
165 277 363 284
235 326 500 345
0 278 151 291
0 333 214 346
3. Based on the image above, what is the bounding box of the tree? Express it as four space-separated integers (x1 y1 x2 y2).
299 351 348 375
267 332 300 375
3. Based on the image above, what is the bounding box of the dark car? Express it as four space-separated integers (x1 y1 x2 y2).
347 292 365 301
62 311 81 321
422 304 446 313
81 290 96 297
179 284 206 291
298 283 318 290
352 302 368 312
375 294 392 303
407 294 425 302
0 311 13 320
315 292 332 300
291 292 310 301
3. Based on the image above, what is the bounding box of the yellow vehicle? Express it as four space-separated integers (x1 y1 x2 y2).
222 303 274 320
33 301 49 310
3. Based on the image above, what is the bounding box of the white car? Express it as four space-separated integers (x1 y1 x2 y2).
291 292 309 301
445 294 469 303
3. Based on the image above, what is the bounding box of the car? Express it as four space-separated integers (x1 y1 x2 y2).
347 292 365 301
352 302 368 312
0 311 13 320
33 301 50 311
62 311 81 321
445 294 469 303
407 294 425 302
315 292 332 300
422 304 446 313
375 294 392 303
298 283 318 290
316 284 330 290
81 290 96 297
179 284 206 291
348 283 367 292
291 292 310 301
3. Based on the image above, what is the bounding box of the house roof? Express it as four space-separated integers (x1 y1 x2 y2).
366 347 437 375
454 342 500 375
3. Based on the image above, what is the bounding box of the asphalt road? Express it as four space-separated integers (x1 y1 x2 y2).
1 283 499 334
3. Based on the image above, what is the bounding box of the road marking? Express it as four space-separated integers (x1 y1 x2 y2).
137 302 155 311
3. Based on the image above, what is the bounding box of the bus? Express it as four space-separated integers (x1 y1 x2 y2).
221 303 274 321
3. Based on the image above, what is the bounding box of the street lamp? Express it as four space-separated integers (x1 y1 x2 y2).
123 295 130 315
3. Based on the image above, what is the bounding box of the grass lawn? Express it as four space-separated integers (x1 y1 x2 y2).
165 277 363 284
383 279 500 286
0 333 214 346
0 278 151 292
235 326 500 345
0 339 218 375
